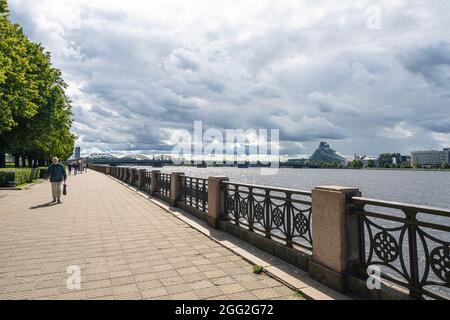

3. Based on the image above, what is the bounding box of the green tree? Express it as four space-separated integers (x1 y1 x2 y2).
348 160 363 169
0 0 75 167
401 162 412 169
367 159 376 168
442 162 450 169
0 0 8 16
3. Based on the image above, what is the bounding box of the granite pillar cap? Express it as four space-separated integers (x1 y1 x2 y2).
315 186 359 192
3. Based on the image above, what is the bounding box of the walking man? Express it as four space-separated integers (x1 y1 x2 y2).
47 157 67 204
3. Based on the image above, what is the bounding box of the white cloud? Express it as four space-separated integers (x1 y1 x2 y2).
381 123 414 139
432 133 450 147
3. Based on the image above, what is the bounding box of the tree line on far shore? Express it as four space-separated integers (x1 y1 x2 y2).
288 153 450 170
0 0 75 168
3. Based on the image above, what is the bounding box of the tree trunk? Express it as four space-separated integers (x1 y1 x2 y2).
14 155 20 167
21 156 26 167
28 156 33 167
0 152 5 168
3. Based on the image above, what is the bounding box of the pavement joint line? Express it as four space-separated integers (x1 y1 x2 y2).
105 173 351 300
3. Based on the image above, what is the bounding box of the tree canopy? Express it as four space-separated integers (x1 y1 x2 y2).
0 0 75 167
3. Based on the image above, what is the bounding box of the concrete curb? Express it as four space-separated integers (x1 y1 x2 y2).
106 173 354 300
0 179 45 190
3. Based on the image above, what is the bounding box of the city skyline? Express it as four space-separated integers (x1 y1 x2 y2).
9 0 450 157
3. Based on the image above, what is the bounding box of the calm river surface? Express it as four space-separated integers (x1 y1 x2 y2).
137 166 450 210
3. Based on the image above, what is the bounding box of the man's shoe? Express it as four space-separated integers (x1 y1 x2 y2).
57 200 62 204
51 199 56 203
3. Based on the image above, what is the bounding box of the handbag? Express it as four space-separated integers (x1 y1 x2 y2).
63 184 67 195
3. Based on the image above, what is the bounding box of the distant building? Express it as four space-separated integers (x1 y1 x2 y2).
411 148 450 166
74 147 81 160
309 142 348 165
401 155 411 163
355 155 379 167
286 158 308 166
445 148 450 163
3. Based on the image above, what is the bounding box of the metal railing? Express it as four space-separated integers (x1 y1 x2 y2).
223 181 312 250
142 171 151 193
157 173 171 197
350 197 450 300
180 176 208 212
131 169 139 187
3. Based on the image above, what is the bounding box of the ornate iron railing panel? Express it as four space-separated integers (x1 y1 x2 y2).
180 176 208 212
142 171 151 192
157 173 171 197
351 197 450 300
223 182 312 250
131 169 139 187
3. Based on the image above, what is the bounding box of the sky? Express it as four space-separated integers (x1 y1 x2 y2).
9 0 450 158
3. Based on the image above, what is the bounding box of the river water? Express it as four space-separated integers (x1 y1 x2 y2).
146 166 450 209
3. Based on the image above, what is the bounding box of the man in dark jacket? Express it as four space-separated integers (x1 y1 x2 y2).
47 157 67 203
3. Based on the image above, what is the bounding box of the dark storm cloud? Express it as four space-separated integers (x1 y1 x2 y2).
400 42 450 87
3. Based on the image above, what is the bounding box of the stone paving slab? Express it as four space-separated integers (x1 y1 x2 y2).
0 171 302 300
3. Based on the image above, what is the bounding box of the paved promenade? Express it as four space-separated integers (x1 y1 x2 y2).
0 170 301 300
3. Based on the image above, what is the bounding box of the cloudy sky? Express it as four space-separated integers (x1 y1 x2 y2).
9 0 450 158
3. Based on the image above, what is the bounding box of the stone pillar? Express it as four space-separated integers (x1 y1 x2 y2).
150 170 160 196
129 168 134 184
106 165 111 175
169 172 185 206
309 186 362 293
207 176 229 229
138 169 145 190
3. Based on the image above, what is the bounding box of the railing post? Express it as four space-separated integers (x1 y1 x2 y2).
129 168 134 184
309 186 361 293
207 176 229 229
150 170 160 196
405 210 421 299
105 165 111 175
169 172 185 206
138 169 145 190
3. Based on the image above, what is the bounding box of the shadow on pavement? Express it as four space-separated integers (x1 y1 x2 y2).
30 202 58 210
